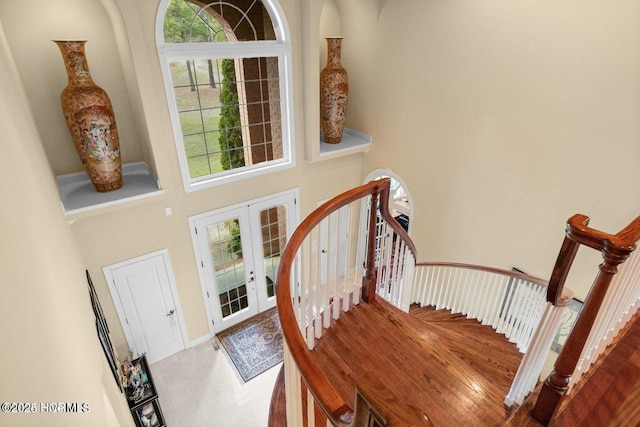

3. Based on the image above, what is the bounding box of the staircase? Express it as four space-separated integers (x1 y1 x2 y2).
505 309 640 427
270 179 640 427
310 299 525 426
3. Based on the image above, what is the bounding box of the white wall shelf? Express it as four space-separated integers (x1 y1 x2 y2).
319 128 372 160
58 161 164 216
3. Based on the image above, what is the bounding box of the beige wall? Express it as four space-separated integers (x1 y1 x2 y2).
337 0 640 299
0 0 144 176
0 0 366 355
3 0 640 394
0 19 133 426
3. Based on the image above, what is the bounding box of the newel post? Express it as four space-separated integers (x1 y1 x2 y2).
362 188 380 303
532 245 632 425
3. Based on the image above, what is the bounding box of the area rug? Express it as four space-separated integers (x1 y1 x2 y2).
217 308 284 382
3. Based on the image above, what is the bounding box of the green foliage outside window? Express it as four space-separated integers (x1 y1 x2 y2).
227 219 242 258
219 58 245 171
163 0 220 43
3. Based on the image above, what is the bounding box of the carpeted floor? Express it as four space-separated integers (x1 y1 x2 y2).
217 308 284 382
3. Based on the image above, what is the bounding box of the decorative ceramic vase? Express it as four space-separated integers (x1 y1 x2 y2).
54 40 122 192
320 37 349 144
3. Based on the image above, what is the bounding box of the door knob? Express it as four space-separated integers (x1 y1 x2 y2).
167 309 175 316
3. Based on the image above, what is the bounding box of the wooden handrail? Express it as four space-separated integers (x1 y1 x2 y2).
377 180 416 256
532 213 640 425
415 261 549 289
546 214 640 306
362 180 416 303
276 178 416 426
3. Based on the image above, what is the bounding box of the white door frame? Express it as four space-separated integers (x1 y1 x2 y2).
103 249 189 359
189 188 299 335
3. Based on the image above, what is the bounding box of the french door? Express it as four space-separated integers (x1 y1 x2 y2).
191 190 297 333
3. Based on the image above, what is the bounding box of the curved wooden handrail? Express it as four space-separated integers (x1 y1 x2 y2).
276 178 415 426
415 261 549 289
567 214 640 252
377 180 417 256
415 261 576 311
616 214 640 243
276 177 640 427
412 260 569 361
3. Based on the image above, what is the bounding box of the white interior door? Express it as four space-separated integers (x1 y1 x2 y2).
104 250 187 364
191 190 297 333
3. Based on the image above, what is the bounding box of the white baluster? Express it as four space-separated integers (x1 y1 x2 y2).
426 266 437 307
490 276 508 329
459 268 473 316
307 387 316 427
486 274 504 328
417 265 427 306
431 266 442 308
468 270 483 319
412 264 426 305
391 238 404 305
284 343 304 426
441 265 452 310
400 253 415 311
507 280 527 345
450 267 462 313
505 302 564 406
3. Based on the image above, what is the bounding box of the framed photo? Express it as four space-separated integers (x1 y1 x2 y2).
551 298 583 353
124 355 157 407
132 399 164 427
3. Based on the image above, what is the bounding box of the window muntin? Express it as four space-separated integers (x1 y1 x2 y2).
163 0 276 43
157 0 293 190
169 57 282 179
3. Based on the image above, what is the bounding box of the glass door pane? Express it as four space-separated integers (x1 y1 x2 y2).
207 219 250 318
195 206 258 332
249 193 296 311
259 205 285 299
191 190 297 333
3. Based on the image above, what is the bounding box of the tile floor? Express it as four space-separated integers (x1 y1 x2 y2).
150 339 281 427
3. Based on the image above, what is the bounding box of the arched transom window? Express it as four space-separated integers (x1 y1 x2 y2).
157 0 294 191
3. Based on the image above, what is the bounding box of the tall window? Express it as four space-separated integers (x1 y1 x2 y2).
157 0 294 191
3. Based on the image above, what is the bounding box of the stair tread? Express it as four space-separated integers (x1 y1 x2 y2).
309 300 522 426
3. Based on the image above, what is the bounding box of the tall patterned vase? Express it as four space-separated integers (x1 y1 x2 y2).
54 40 122 192
320 37 349 144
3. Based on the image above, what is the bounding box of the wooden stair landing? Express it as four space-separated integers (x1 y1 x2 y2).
307 300 523 426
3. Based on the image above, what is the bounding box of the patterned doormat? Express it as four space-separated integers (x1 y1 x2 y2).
217 308 284 382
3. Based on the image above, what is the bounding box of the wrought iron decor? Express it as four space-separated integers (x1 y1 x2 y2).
87 270 122 391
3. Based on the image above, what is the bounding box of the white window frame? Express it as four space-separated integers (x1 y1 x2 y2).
155 0 296 192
